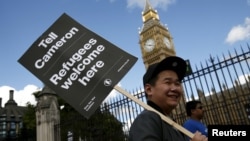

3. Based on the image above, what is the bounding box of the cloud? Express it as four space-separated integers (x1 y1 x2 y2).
0 85 41 107
234 73 250 85
0 82 128 108
225 17 250 45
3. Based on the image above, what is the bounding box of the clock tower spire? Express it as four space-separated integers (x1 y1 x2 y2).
139 0 176 69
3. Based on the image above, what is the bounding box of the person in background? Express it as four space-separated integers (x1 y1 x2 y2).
128 56 207 141
183 100 208 137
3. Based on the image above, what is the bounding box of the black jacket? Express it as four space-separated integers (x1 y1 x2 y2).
128 101 188 141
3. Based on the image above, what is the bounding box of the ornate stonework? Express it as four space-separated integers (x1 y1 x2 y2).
36 86 60 141
139 0 176 69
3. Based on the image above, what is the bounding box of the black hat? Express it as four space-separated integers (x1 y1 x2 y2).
143 56 187 85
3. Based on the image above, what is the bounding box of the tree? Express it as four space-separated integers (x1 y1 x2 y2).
59 98 125 141
21 90 126 141
20 103 36 141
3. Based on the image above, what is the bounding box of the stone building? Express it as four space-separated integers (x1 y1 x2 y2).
0 90 27 140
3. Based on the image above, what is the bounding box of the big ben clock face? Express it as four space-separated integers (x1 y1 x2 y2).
144 38 155 52
163 37 171 49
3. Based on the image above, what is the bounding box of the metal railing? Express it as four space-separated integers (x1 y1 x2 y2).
60 44 250 140
100 44 250 137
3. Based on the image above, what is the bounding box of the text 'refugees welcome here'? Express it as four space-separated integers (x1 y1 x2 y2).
34 27 106 89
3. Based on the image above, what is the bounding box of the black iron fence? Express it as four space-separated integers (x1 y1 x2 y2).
60 44 250 140
100 45 250 136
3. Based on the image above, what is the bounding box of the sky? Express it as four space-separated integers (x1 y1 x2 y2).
0 0 250 107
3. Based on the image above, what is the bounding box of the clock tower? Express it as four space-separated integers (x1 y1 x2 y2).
139 0 176 69
139 0 187 118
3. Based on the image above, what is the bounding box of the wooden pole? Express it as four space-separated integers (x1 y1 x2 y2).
114 85 194 139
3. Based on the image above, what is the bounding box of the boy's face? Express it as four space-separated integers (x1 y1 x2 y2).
192 103 205 119
145 70 183 114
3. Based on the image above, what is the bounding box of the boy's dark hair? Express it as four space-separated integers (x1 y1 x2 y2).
185 100 202 116
143 56 187 86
